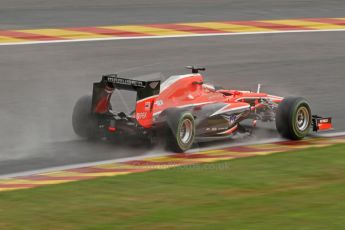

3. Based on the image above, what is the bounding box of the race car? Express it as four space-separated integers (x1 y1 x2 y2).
72 66 332 152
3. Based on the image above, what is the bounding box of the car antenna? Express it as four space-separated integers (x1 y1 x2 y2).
185 66 206 74
257 83 261 93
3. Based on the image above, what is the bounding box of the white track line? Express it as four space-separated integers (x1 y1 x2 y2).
1 29 345 46
1 131 344 179
310 131 345 137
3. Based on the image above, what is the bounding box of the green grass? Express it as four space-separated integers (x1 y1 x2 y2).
0 144 345 230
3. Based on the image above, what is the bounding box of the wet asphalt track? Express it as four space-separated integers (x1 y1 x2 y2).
0 0 344 174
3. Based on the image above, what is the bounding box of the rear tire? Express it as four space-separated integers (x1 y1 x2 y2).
166 110 195 153
275 97 312 140
72 95 98 139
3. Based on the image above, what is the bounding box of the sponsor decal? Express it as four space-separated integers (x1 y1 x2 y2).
145 101 151 111
206 127 227 132
155 100 164 106
105 76 146 88
136 112 147 120
319 119 330 123
222 114 239 125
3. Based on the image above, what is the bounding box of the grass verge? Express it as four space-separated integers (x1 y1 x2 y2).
0 144 344 230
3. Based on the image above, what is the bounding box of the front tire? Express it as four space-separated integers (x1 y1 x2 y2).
72 95 97 139
275 97 312 140
166 110 195 153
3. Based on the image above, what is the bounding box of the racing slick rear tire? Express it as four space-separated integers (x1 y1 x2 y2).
72 95 98 139
166 110 195 153
275 97 312 140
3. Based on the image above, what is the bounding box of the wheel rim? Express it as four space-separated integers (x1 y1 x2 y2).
179 119 193 144
296 107 310 131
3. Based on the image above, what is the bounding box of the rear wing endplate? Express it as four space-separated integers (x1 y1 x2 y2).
91 74 160 114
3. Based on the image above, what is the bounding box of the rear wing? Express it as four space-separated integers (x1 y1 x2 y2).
91 74 160 115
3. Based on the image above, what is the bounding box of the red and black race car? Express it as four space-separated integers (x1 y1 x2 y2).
72 66 332 152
